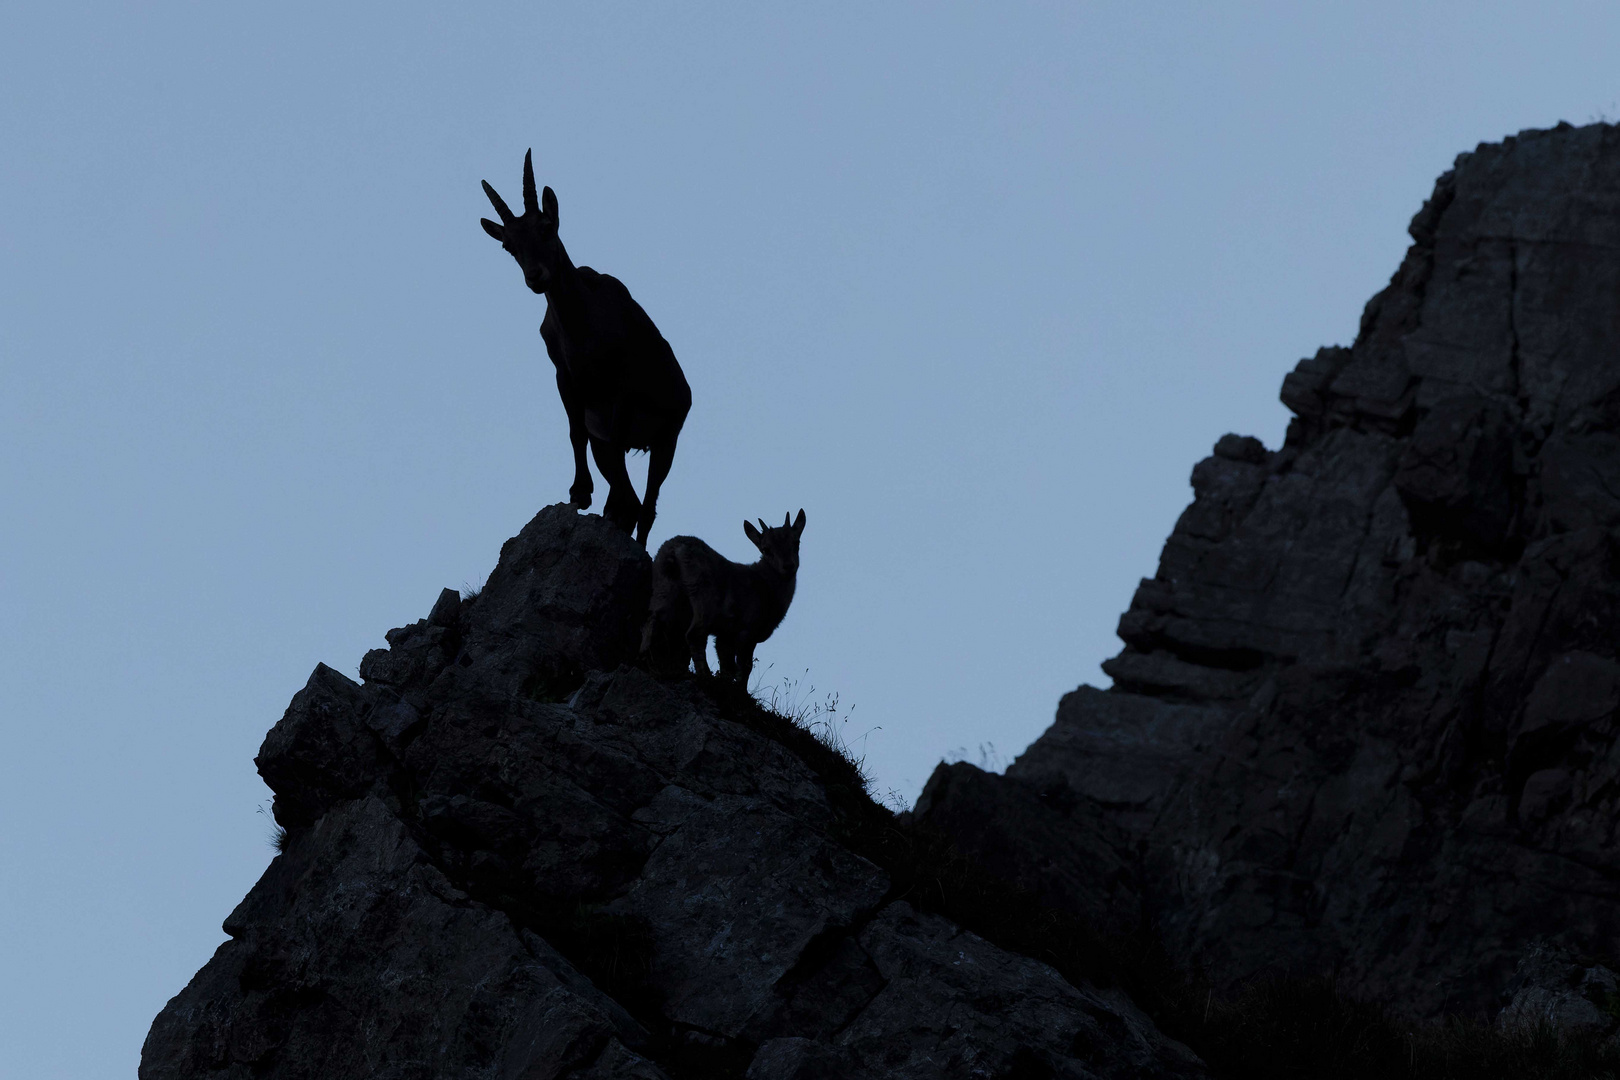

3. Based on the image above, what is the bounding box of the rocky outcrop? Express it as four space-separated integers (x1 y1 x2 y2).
1497 941 1620 1042
141 505 1206 1079
919 121 1620 1019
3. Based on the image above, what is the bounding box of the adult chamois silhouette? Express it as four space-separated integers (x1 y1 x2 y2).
480 151 691 546
641 510 806 680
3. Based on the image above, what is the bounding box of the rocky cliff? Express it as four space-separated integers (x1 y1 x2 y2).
141 507 1206 1079
920 121 1620 1024
145 121 1620 1076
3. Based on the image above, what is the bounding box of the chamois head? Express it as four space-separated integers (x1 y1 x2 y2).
743 510 806 575
480 150 564 295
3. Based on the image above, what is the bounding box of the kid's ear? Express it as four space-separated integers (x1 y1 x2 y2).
792 509 806 537
480 218 506 242
542 186 558 222
743 520 762 546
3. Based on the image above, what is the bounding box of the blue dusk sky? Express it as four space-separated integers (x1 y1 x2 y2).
5 3 1620 1075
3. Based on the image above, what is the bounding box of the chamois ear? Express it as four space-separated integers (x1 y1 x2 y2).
480 218 506 242
542 185 558 223
792 509 806 537
743 520 763 547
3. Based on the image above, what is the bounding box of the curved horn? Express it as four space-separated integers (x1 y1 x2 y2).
522 150 539 214
482 180 515 225
783 512 791 528
757 518 769 534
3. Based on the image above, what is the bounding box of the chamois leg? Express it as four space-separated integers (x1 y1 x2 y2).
714 634 739 679
735 640 757 683
641 607 682 675
589 437 641 535
642 557 688 674
685 622 713 677
558 375 593 509
636 432 680 547
638 611 658 659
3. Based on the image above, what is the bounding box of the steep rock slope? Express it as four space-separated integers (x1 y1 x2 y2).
920 121 1620 1018
142 506 1206 1079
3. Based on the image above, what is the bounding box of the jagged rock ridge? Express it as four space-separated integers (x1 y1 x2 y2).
920 120 1620 1025
141 506 1206 1079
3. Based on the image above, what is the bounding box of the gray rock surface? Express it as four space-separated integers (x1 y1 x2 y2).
919 121 1620 1020
142 503 1205 1079
840 902 1205 1080
141 795 659 1080
613 793 889 1038
1498 941 1620 1041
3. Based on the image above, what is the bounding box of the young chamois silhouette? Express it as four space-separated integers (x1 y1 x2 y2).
642 510 806 679
480 151 692 546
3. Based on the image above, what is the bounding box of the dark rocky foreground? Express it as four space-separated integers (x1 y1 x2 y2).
919 121 1620 1028
141 507 1207 1079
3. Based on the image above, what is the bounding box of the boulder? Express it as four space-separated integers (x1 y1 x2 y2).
140 796 659 1080
1498 941 1620 1041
